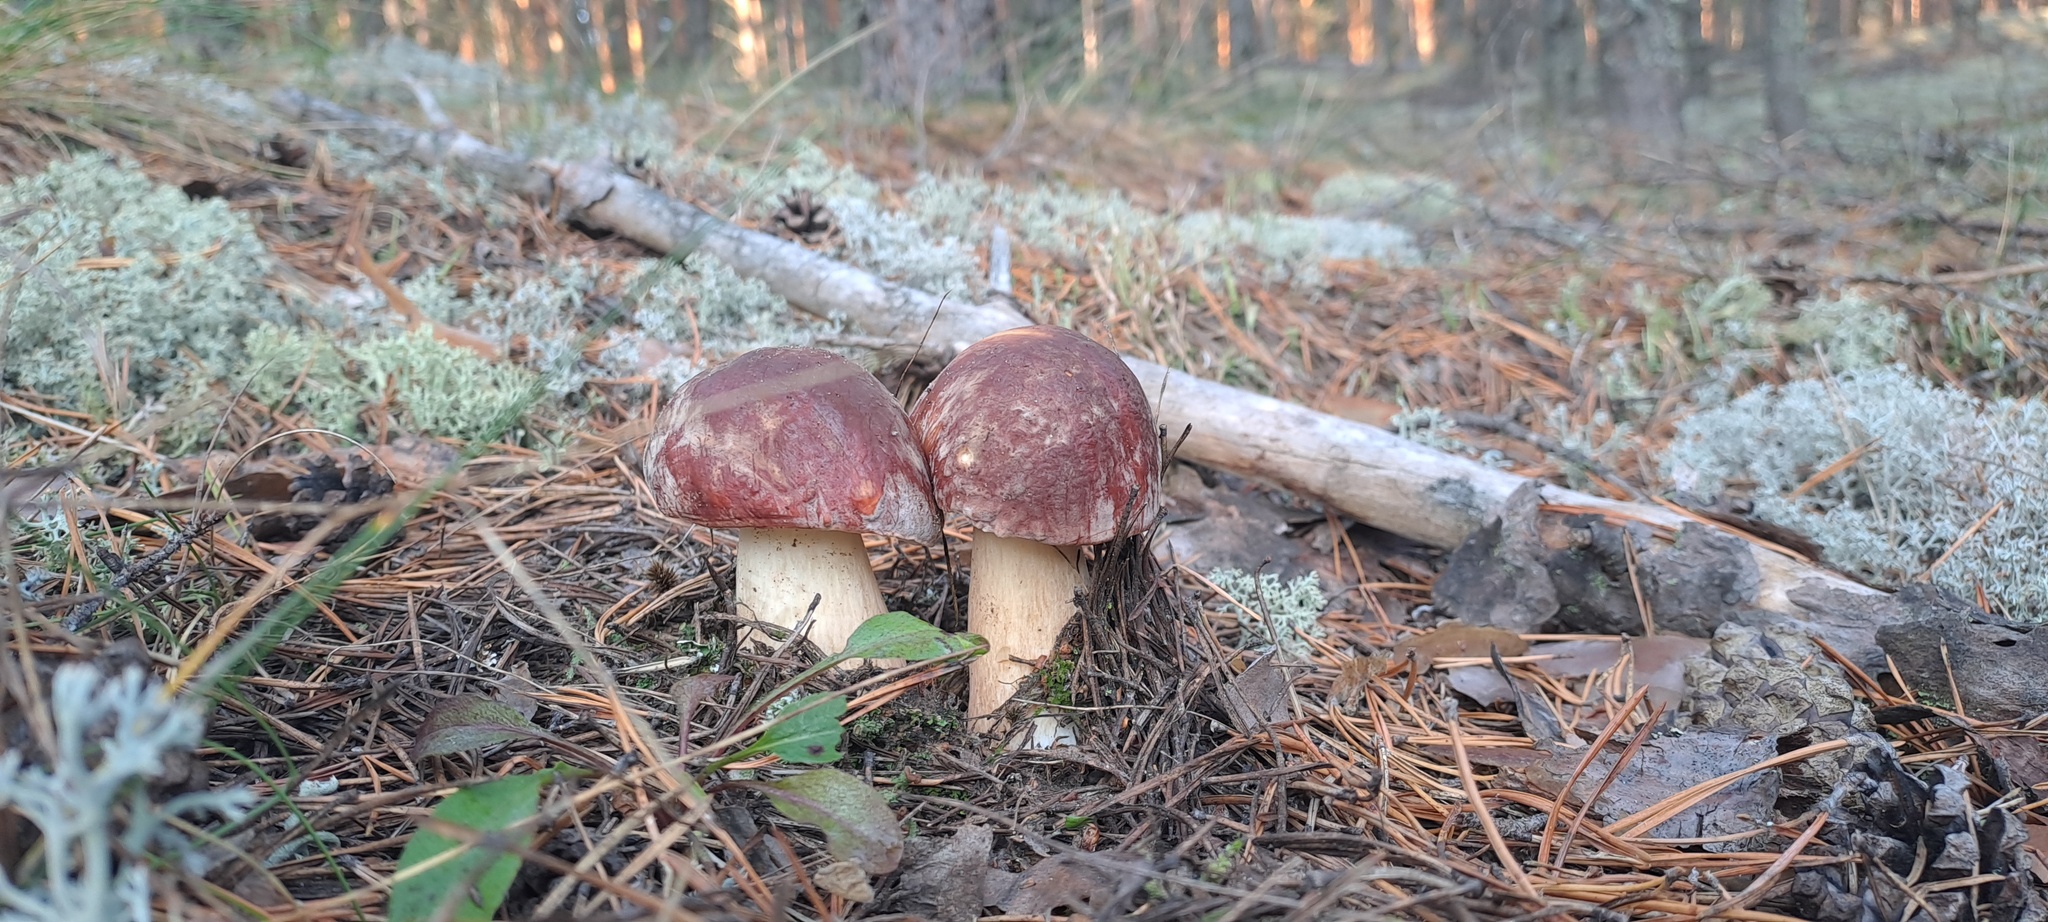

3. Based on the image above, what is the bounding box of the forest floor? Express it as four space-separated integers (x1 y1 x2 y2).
4 13 2048 922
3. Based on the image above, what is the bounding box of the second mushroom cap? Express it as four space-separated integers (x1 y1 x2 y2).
910 324 1162 546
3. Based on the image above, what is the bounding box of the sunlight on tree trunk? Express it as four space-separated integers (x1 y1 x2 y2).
1297 0 1318 60
1710 0 1735 48
730 0 763 85
1349 0 1371 64
1135 0 1158 51
542 0 570 80
791 0 809 70
1217 0 1232 68
591 0 619 92
454 0 477 61
413 0 432 45
1412 0 1434 62
488 0 514 69
625 0 648 85
512 0 541 75
1084 0 1101 73
772 0 791 77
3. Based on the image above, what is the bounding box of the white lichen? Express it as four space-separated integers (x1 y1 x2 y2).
1311 170 1467 225
1173 210 1417 288
0 154 289 414
1207 568 1329 656
1665 366 2048 619
829 197 981 298
0 664 248 922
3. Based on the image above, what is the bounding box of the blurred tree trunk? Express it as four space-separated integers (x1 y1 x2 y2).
1761 0 1809 140
1372 0 1405 67
1813 0 1841 39
1225 0 1260 62
1710 0 1737 49
1537 0 1583 118
861 0 1000 106
1840 0 1862 37
1133 0 1159 54
1950 0 1981 49
1595 0 1687 156
669 0 713 64
1678 0 1710 99
1435 0 1468 69
1452 1 1532 93
1257 0 1281 59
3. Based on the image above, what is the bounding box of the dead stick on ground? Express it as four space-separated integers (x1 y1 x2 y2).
271 87 1891 661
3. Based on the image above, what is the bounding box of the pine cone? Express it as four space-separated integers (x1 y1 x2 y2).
770 189 841 246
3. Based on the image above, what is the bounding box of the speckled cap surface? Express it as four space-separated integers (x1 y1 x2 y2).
911 325 1161 545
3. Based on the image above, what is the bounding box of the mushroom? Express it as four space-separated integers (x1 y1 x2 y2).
910 325 1161 735
642 347 940 659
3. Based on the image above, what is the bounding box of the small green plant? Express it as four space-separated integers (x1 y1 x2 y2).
388 767 578 922
1040 656 1078 708
404 612 989 912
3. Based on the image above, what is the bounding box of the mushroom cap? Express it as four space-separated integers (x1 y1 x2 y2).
643 347 941 544
911 325 1161 546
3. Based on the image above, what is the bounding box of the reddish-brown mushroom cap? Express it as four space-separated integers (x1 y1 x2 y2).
643 347 940 544
911 325 1161 545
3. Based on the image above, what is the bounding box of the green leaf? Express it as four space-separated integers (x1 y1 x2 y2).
838 611 988 662
389 770 554 922
757 693 848 764
760 769 903 876
412 694 544 761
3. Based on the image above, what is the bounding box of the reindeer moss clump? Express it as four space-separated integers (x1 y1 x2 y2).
607 253 844 389
1666 366 2048 619
0 154 287 414
1311 170 1468 225
241 327 540 443
1207 568 1329 656
830 198 982 297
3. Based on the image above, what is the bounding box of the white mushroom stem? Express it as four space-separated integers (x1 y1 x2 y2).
966 533 1086 729
735 527 890 662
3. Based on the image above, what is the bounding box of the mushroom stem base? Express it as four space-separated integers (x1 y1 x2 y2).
736 527 888 660
966 533 1085 723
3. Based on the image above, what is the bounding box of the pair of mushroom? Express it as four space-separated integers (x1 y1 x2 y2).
641 325 1161 726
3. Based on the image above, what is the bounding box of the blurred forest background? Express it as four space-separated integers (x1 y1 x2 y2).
84 0 2046 142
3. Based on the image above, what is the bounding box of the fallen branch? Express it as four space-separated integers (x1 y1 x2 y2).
272 89 1892 661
